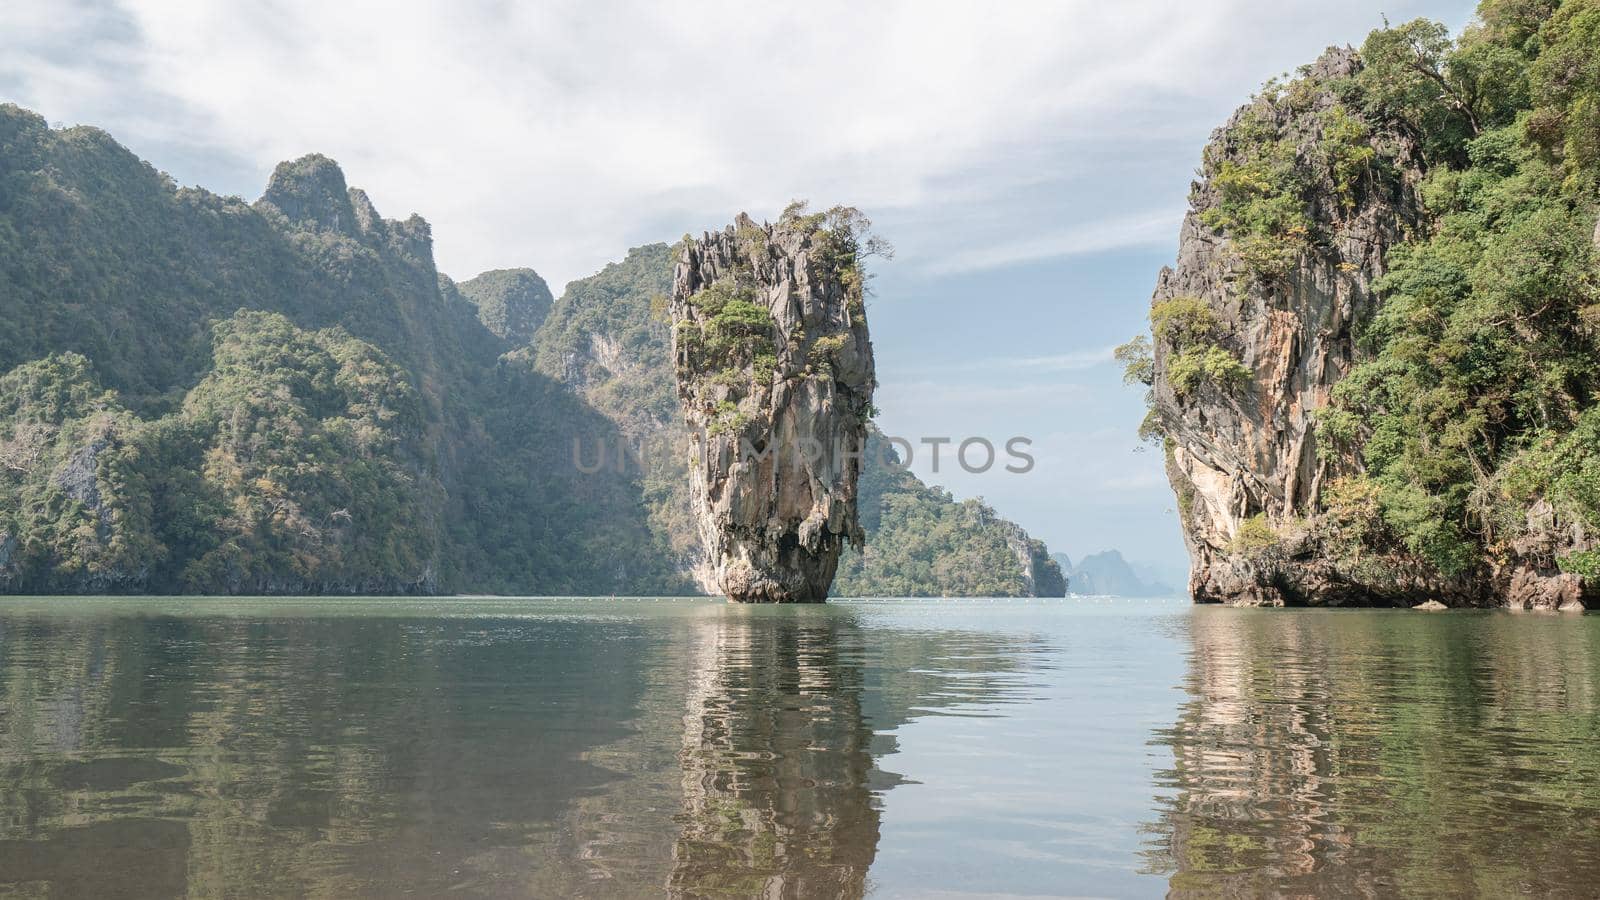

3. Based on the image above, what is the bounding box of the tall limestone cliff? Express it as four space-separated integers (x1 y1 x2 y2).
1141 5 1600 608
1144 48 1429 606
669 207 877 602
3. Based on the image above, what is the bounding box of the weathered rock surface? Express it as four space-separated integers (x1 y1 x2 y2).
1149 49 1596 609
1152 49 1429 606
670 211 875 602
1007 526 1067 598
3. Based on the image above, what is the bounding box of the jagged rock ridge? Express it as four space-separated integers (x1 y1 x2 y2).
670 209 876 602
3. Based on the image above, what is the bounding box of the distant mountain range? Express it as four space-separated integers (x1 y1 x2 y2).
1052 551 1176 597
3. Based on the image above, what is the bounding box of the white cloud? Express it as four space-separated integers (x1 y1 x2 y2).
903 345 1118 377
0 0 1467 289
917 209 1183 276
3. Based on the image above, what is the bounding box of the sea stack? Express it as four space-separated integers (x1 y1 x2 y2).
669 205 879 602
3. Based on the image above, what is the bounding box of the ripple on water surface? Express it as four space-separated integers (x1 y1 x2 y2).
0 598 1597 897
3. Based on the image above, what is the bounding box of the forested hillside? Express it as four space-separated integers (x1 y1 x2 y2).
834 431 1065 597
0 103 1064 596
0 105 681 594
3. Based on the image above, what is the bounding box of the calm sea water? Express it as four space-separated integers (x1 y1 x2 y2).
0 598 1598 898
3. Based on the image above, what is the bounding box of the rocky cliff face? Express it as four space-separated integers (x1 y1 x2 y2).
670 209 876 602
1150 49 1429 606
1148 44 1596 610
1003 520 1066 598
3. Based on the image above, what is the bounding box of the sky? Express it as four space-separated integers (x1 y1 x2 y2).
1 0 1475 582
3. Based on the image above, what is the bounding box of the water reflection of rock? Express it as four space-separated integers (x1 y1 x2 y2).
554 606 1045 898
0 613 657 896
1146 609 1600 897
668 612 880 898
0 603 1044 898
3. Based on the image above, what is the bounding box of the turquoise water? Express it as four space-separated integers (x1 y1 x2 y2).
0 598 1597 897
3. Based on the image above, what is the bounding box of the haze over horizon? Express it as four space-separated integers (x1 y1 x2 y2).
1 0 1474 573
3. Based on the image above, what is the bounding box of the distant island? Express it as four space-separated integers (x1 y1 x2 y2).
1052 551 1175 597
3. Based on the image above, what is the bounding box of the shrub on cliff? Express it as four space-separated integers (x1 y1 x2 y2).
1229 514 1281 555
1148 297 1251 400
1200 116 1314 281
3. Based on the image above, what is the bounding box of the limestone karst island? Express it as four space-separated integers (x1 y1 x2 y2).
3 1 1600 896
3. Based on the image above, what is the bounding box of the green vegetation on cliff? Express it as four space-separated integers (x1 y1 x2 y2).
1149 297 1251 399
1199 110 1317 281
1124 1 1600 605
676 273 779 414
833 431 1066 598
0 104 680 594
0 314 439 592
1325 1 1600 576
